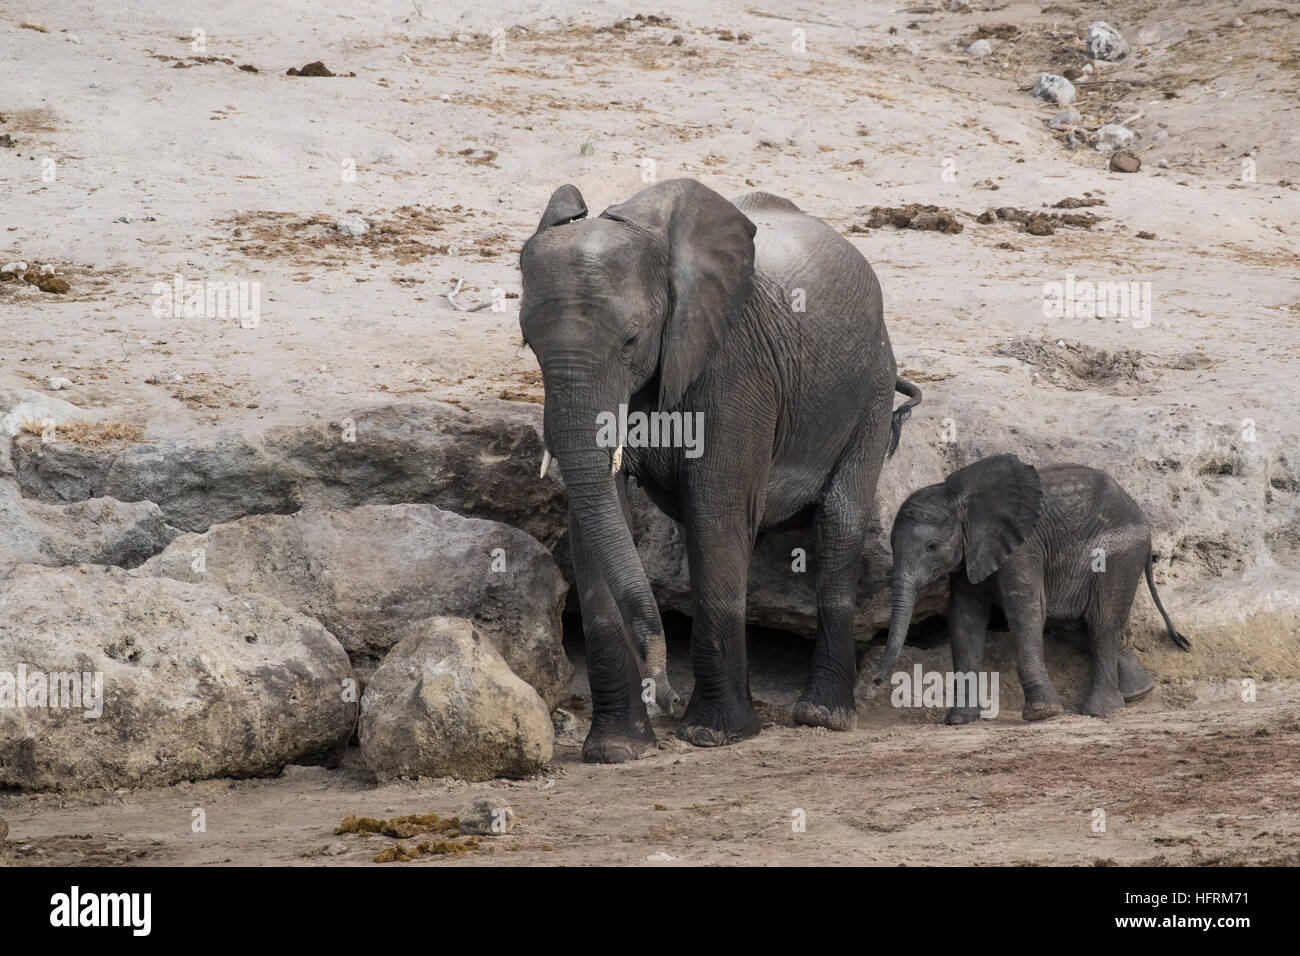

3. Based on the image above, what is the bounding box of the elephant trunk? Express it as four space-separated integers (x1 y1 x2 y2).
873 571 918 684
544 385 675 714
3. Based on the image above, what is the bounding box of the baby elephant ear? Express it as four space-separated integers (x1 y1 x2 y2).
535 184 587 231
945 454 1043 583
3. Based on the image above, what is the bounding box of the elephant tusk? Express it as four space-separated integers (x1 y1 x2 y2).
610 443 624 475
539 448 552 479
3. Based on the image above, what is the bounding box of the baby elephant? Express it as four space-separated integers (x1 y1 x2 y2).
873 454 1190 723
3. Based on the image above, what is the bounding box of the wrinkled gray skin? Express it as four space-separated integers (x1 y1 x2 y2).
874 455 1190 723
520 179 919 762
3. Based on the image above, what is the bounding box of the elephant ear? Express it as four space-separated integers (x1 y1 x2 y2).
601 179 757 410
944 454 1043 584
534 184 588 231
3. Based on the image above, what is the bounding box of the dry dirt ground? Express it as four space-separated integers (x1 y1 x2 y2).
2 0 1298 865
3 635 1298 866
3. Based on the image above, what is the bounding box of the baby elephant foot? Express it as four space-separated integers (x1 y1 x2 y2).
676 694 761 748
945 705 983 726
792 698 858 731
1081 687 1126 717
1118 649 1155 703
1021 699 1064 722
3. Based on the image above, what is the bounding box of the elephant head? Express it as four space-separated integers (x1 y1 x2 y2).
872 454 1043 682
519 180 757 712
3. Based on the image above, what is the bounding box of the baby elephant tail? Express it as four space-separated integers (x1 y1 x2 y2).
1146 555 1191 650
889 377 922 459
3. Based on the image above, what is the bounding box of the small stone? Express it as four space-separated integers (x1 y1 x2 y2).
1 262 26 275
66 33 83 44
459 795 517 835
1049 109 1081 129
46 377 74 390
967 39 992 58
335 213 370 237
551 706 579 736
1033 73 1076 105
1087 22 1129 61
1110 149 1141 173
1095 123 1135 151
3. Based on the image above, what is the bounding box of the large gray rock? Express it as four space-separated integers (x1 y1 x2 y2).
0 565 357 790
0 481 178 570
138 504 571 707
359 617 553 782
10 399 566 555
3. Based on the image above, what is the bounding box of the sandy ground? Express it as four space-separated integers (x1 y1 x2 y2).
2 0 1298 865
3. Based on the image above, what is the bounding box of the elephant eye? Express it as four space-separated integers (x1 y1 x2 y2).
926 540 939 552
622 332 640 352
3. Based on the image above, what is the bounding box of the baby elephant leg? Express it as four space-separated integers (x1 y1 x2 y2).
1081 559 1143 717
1118 647 1154 702
1001 572 1064 721
1058 624 1153 702
945 578 991 725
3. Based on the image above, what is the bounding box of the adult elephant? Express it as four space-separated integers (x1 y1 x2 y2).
520 178 919 762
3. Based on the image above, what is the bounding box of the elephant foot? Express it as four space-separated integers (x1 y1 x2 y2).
1118 650 1155 703
582 730 657 763
675 694 760 748
792 697 858 731
1021 699 1064 722
582 710 658 763
1081 688 1126 717
945 705 982 726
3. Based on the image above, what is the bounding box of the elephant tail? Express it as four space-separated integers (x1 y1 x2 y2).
1145 554 1191 650
889 377 922 458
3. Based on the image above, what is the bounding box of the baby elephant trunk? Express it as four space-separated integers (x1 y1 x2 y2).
873 577 918 684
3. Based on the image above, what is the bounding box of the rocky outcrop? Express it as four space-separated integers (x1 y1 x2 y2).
138 504 572 707
10 388 1298 680
358 617 553 782
0 481 178 570
0 565 357 790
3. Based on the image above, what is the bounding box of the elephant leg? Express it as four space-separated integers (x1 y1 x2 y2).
999 568 1063 721
945 577 992 725
676 492 763 748
1118 648 1154 702
615 472 680 717
1081 561 1140 717
794 459 873 731
570 514 657 763
1057 620 1152 702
